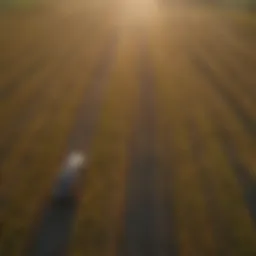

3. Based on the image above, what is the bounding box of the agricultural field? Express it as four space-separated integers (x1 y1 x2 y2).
0 0 256 255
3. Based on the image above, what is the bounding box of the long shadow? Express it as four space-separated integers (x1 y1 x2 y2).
120 41 177 256
26 35 117 256
120 41 157 256
27 199 77 256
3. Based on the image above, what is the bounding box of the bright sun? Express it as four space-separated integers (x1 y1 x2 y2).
118 0 159 26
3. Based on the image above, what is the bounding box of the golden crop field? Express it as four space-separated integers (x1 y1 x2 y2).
0 1 255 255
